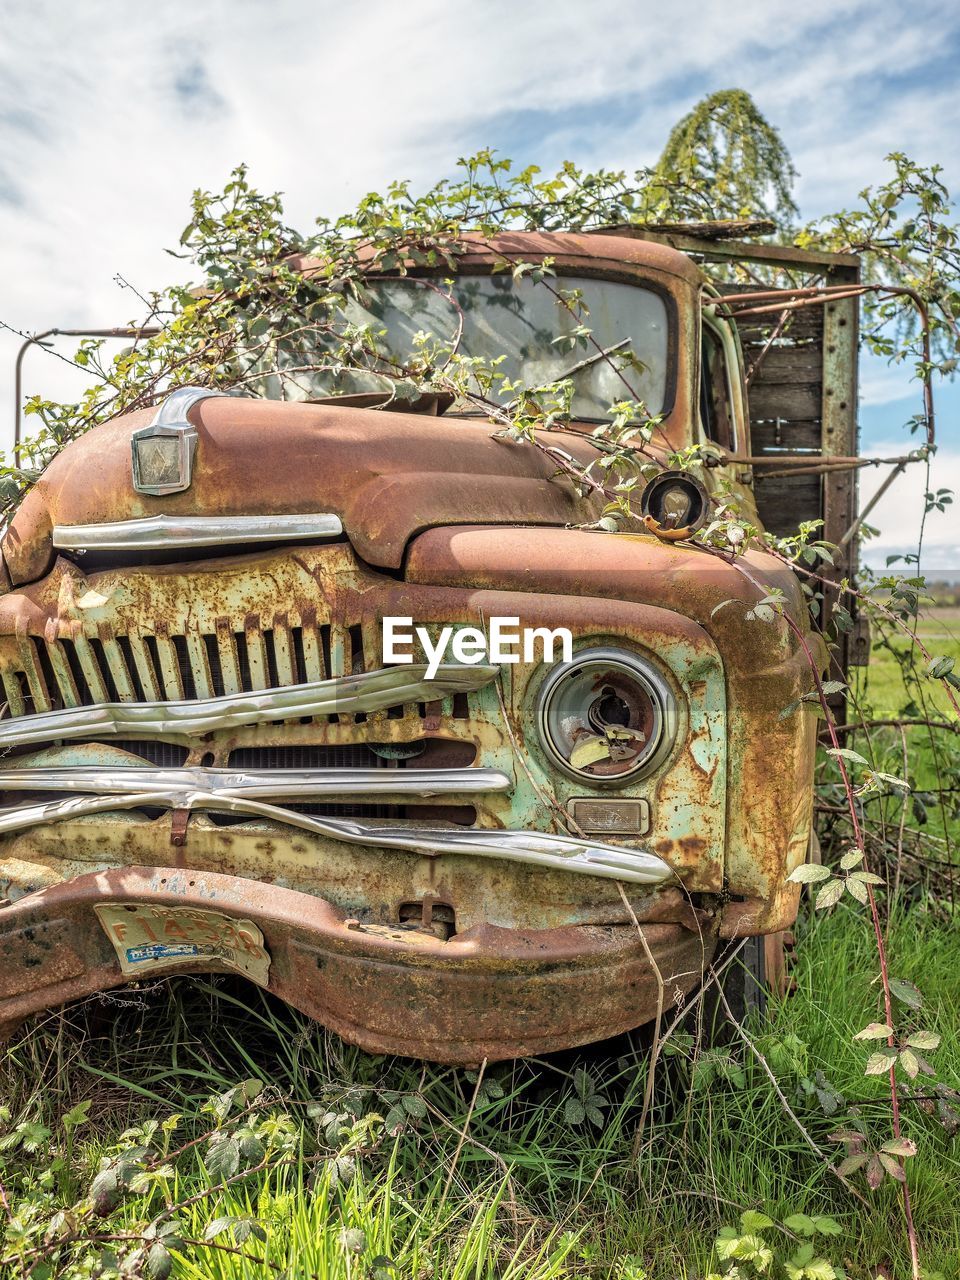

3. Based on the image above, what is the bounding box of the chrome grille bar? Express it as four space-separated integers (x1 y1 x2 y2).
52 512 344 552
0 765 510 798
0 791 672 886
0 663 497 745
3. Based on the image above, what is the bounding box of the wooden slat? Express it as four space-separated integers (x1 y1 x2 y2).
736 311 824 343
754 474 823 537
751 420 822 453
750 346 824 385
603 228 859 269
748 382 822 420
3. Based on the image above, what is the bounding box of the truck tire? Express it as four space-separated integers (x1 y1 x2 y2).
717 932 787 1023
694 931 788 1044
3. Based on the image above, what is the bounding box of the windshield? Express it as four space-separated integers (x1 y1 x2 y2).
260 273 671 421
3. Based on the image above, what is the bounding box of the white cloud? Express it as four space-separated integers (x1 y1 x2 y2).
1 0 958 484
859 362 916 408
858 445 959 570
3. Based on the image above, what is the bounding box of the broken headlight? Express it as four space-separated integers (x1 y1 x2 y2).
537 647 675 785
640 470 709 534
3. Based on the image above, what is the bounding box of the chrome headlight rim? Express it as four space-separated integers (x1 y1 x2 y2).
639 469 710 534
536 645 677 787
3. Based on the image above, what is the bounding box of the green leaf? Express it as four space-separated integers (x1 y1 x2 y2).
401 1094 427 1120
899 1047 921 1078
338 1228 367 1254
815 878 844 910
845 877 868 904
233 1219 267 1244
804 1259 837 1280
145 1243 173 1280
927 655 955 679
62 1100 92 1131
564 1098 586 1126
788 863 832 884
905 1030 940 1051
881 1138 917 1158
329 1154 355 1187
853 1022 893 1041
783 1213 816 1235
874 771 911 795
204 1216 236 1240
889 978 923 1010
206 1135 240 1180
238 1132 265 1165
839 849 863 870
826 747 869 766
739 1210 774 1232
879 1152 906 1182
384 1105 407 1135
865 1048 897 1075
89 1167 121 1216
811 1216 843 1237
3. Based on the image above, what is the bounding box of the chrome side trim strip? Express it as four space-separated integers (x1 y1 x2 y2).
0 766 510 798
0 664 498 745
0 791 672 885
53 512 344 552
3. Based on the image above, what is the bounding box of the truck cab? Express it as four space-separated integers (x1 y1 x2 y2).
0 231 848 1062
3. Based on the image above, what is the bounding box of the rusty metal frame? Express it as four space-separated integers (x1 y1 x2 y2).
0 865 712 1062
0 230 833 1059
0 663 499 746
13 328 160 466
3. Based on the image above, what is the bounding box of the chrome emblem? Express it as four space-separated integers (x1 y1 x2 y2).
131 387 226 496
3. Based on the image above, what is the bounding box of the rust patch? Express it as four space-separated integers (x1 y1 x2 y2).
0 866 714 1063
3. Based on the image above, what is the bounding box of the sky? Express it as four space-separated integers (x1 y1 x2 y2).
0 0 958 570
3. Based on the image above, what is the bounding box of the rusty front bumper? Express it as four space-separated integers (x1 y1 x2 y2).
0 866 712 1063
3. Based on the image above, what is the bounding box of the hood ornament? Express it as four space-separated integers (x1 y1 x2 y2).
131 387 227 496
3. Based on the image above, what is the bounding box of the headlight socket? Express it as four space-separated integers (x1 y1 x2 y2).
536 647 676 786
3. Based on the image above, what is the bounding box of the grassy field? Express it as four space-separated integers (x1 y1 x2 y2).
2 610 959 1279
849 605 960 853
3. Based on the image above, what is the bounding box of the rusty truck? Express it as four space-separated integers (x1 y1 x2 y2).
0 227 863 1062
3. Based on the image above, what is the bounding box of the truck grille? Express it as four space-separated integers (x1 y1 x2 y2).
1 623 472 723
7 621 349 715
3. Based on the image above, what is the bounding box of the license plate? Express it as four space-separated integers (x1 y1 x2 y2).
95 903 271 987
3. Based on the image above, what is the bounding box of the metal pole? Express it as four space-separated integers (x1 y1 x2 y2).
837 460 908 553
13 327 160 466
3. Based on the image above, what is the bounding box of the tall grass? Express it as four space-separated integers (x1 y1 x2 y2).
2 612 959 1277
3 902 959 1278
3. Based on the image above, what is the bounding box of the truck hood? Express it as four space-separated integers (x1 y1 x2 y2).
2 397 621 585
